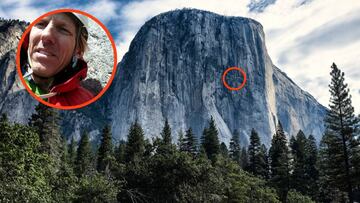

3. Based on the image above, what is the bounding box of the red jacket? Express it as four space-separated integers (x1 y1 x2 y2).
47 59 94 106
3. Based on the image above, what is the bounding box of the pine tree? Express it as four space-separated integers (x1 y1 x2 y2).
157 118 175 155
289 133 319 200
60 136 69 164
322 63 359 202
182 128 197 156
248 128 267 178
198 146 208 160
68 136 77 168
0 113 8 124
178 129 185 151
124 120 145 163
29 104 62 165
353 118 360 192
260 144 269 180
269 121 290 202
240 147 249 170
220 142 229 157
76 131 93 177
305 134 319 200
290 130 307 194
97 124 114 173
201 116 220 162
143 138 153 158
114 140 126 164
161 118 172 145
229 129 241 165
318 131 347 202
52 137 77 202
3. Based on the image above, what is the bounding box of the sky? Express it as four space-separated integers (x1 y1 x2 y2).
1 0 359 114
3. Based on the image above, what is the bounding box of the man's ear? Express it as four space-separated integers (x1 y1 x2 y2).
75 47 84 59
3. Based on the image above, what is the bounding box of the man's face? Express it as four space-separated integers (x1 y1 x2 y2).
28 13 77 78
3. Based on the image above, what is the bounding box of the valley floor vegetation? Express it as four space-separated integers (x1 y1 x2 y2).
0 63 359 203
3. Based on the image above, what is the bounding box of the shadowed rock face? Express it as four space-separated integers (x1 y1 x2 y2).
0 9 326 146
108 9 326 145
0 19 38 123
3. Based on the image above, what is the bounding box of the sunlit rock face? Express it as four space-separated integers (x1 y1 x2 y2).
108 9 326 145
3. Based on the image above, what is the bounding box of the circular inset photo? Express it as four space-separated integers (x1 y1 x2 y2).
16 9 117 110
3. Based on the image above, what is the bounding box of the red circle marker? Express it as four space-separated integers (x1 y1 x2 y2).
222 67 247 91
16 8 118 110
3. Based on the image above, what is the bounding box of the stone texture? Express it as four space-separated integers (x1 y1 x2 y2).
83 17 114 88
0 19 37 123
107 9 326 145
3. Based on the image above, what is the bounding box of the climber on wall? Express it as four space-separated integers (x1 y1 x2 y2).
20 11 94 106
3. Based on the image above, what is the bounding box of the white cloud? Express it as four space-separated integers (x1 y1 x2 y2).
0 0 47 21
250 0 360 113
82 0 120 23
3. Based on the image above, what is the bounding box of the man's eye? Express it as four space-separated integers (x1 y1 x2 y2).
35 22 46 28
59 27 71 34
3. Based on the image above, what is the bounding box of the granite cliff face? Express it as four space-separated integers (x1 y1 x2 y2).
0 9 326 145
108 9 326 145
0 19 37 123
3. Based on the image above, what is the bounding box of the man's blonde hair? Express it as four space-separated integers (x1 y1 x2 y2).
65 12 89 55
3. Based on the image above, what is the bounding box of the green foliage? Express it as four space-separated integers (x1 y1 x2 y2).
114 140 126 164
161 118 172 145
124 120 145 163
229 129 241 165
29 104 62 167
220 142 229 157
304 134 319 200
76 131 93 177
177 129 185 150
68 136 77 168
226 171 280 203
248 128 268 178
287 190 315 203
214 155 279 203
240 147 249 170
157 119 176 155
320 63 360 202
74 173 119 203
290 131 307 193
201 116 220 162
51 160 78 202
97 124 114 173
290 131 319 201
318 131 349 202
181 128 197 156
0 118 52 202
269 121 290 202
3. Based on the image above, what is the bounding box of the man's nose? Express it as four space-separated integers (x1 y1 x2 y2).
40 22 56 45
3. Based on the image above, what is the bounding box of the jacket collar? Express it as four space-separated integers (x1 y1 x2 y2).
50 59 88 93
